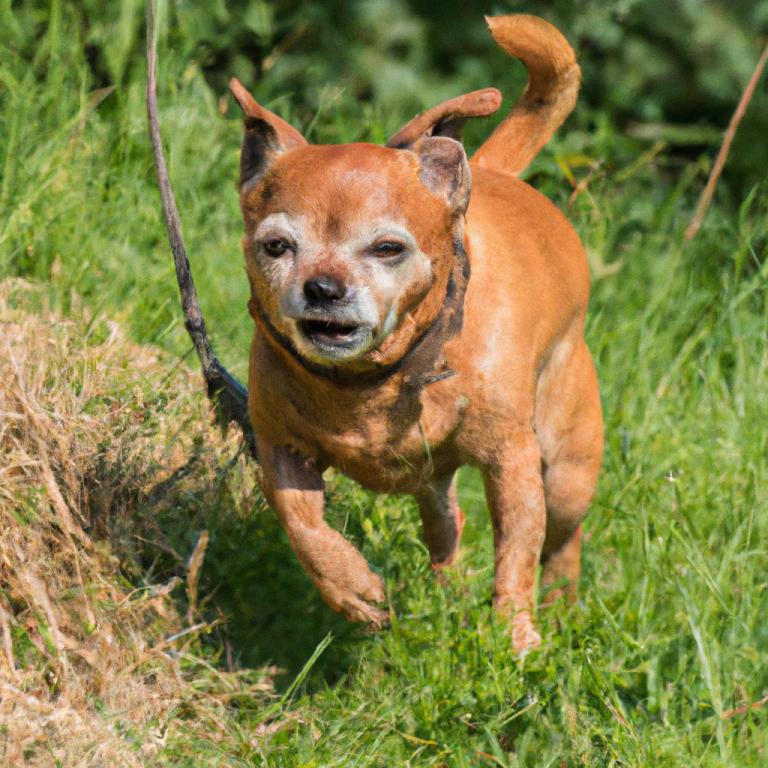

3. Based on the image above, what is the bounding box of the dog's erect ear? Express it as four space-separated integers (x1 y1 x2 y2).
385 88 501 149
411 136 472 215
229 78 307 191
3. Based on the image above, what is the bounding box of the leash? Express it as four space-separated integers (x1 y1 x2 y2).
146 0 256 456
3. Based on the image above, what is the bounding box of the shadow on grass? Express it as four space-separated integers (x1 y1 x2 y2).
185 506 369 689
108 445 492 690
126 452 377 690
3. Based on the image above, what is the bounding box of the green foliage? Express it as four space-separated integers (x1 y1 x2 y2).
2 0 768 764
148 173 768 764
5 1 768 171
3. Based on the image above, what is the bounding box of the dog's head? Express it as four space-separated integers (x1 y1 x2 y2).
231 79 500 369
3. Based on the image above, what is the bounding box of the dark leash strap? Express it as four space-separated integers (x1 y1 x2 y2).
146 0 256 457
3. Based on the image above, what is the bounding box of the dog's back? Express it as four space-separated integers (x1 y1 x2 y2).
453 14 591 422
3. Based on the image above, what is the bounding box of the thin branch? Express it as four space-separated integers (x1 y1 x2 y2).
186 530 209 624
685 42 768 241
721 694 768 720
145 0 256 456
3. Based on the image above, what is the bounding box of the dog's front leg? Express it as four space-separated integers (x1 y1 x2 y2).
415 473 465 571
257 440 389 626
483 434 546 653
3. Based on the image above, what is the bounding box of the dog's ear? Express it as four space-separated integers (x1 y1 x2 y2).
411 136 472 215
229 78 307 191
387 89 500 215
385 88 501 149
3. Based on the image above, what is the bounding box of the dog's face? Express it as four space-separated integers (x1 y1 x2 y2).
229 80 492 367
242 144 465 363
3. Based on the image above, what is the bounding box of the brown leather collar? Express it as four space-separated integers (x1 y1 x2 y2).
251 235 470 390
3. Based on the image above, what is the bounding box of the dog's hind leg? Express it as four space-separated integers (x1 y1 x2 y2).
415 473 465 572
256 440 389 626
536 339 603 606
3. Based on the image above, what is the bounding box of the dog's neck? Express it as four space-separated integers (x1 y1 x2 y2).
249 235 470 390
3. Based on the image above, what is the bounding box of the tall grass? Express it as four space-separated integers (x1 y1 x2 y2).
1 4 767 766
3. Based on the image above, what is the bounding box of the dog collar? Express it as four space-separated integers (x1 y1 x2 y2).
251 235 470 389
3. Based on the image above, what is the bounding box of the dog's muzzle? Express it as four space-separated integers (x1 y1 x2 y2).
281 280 380 360
296 316 373 359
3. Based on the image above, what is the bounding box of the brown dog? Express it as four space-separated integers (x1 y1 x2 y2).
229 14 603 653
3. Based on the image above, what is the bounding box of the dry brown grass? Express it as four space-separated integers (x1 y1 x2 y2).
0 279 272 766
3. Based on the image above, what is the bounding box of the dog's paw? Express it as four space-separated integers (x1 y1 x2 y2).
318 569 389 627
511 610 542 655
344 596 390 629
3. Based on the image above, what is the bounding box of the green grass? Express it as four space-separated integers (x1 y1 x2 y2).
2 7 768 766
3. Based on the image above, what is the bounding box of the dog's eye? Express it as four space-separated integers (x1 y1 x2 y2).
263 238 291 257
373 241 406 258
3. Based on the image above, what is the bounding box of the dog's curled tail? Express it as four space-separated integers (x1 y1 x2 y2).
471 15 580 177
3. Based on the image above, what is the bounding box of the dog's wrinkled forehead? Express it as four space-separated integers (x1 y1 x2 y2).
241 144 455 241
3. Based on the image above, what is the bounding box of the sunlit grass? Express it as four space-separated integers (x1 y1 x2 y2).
2 7 768 766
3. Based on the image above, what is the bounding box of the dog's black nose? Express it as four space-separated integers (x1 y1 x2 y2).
303 276 346 304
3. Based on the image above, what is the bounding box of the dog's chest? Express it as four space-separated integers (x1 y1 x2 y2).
258 373 465 492
316 393 463 492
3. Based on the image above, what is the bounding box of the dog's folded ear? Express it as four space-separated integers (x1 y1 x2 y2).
386 89 500 215
230 78 307 192
385 88 501 149
411 136 472 216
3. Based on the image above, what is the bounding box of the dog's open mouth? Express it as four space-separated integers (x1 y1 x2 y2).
299 319 360 345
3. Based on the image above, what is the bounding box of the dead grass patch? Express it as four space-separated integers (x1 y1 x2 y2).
0 279 273 766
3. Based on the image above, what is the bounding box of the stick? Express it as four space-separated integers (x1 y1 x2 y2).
721 694 768 720
685 42 768 241
186 530 209 624
146 0 256 456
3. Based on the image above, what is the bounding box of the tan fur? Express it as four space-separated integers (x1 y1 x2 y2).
231 14 603 653
471 15 581 177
